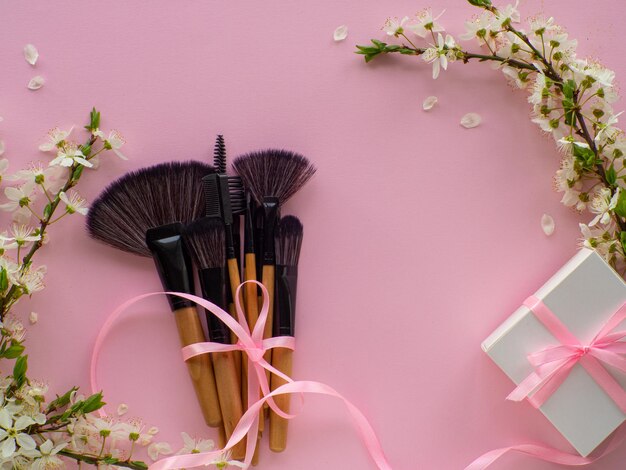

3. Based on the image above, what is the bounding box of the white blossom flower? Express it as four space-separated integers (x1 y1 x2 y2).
495 1 520 26
17 265 46 294
557 135 590 153
0 408 36 458
176 432 214 455
3 316 26 342
103 130 127 160
39 128 73 152
528 16 556 35
589 187 619 226
49 143 92 168
408 9 445 38
206 451 246 468
0 182 36 212
59 191 88 215
460 12 496 46
422 33 456 79
383 16 409 37
24 439 67 470
0 225 40 248
148 441 173 461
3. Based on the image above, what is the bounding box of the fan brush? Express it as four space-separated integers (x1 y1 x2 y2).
269 215 303 452
183 217 246 460
86 161 223 429
232 150 315 363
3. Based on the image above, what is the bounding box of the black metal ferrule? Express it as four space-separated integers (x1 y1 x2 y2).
232 215 241 273
216 174 233 225
198 267 231 344
146 223 195 311
273 264 298 337
262 197 279 265
244 192 256 255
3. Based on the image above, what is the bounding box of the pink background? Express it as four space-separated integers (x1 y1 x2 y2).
1 0 625 468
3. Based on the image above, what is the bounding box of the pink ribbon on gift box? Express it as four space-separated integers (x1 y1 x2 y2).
508 295 626 412
465 295 626 469
90 281 391 470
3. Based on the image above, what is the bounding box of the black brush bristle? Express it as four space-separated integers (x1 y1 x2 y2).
86 161 215 257
183 218 226 270
228 176 245 215
202 174 221 218
276 215 303 267
232 149 316 205
213 135 227 174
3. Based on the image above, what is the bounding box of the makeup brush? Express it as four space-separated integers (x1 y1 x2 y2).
86 161 223 428
232 150 316 382
269 215 303 452
183 217 246 460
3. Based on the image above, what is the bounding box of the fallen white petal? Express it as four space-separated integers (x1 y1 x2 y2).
23 44 39 66
333 25 348 42
541 213 555 236
29 312 38 325
0 141 4 156
460 112 481 128
117 403 129 416
422 96 438 111
27 76 45 90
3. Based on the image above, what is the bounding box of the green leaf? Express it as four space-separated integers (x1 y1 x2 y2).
129 462 149 470
71 165 84 181
607 165 617 186
47 387 78 412
573 145 597 170
82 392 106 413
13 355 28 387
4 343 24 359
85 107 101 132
614 191 626 218
43 203 53 219
467 0 492 7
0 268 8 291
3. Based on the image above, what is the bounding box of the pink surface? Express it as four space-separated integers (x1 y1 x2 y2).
1 0 625 468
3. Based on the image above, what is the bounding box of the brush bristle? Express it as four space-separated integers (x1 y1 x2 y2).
214 135 226 174
183 218 226 269
276 215 303 267
228 176 245 214
232 149 316 205
86 161 215 257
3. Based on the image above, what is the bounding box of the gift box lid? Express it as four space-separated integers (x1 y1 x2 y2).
482 248 626 457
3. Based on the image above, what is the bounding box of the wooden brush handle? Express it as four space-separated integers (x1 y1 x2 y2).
261 264 275 410
269 347 293 452
244 253 264 431
174 306 222 428
212 351 246 460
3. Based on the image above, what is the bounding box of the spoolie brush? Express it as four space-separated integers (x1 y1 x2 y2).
269 216 303 452
183 218 246 460
86 161 223 429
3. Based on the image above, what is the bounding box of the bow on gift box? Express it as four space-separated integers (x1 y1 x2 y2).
508 295 626 412
90 281 391 470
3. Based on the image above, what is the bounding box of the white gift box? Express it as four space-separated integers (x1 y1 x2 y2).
482 248 626 456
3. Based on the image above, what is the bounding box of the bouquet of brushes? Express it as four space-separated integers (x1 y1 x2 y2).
356 0 626 274
87 136 316 465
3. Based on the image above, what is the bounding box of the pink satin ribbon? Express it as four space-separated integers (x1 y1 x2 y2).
90 281 391 469
508 295 626 412
465 295 626 469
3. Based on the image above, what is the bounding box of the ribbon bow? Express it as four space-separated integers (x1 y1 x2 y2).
90 281 391 470
508 295 626 413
